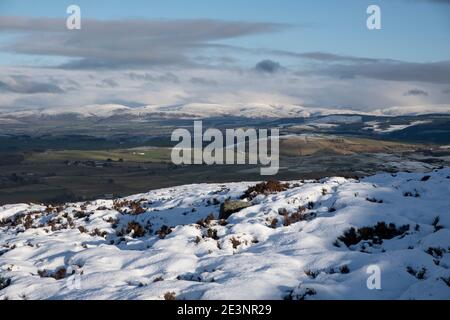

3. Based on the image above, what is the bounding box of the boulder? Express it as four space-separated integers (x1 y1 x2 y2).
219 200 252 220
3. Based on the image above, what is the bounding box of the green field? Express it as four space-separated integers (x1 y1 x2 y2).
26 147 172 163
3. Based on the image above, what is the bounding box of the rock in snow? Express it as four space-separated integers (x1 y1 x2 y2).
0 169 449 300
219 200 252 220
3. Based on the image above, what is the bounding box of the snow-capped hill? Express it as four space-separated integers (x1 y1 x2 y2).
2 103 449 120
373 104 450 116
2 103 361 119
0 169 449 300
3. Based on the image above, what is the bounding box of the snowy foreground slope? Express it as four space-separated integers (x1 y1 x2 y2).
1 169 450 300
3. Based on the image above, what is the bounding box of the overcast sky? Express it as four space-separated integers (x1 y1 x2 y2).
0 0 449 112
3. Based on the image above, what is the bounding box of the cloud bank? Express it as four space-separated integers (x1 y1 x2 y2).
0 16 448 113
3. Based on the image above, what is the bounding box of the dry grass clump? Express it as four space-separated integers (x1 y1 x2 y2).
196 214 215 228
0 276 11 290
37 267 67 280
337 222 410 247
156 225 172 239
126 222 146 238
406 266 427 280
241 180 289 200
230 237 241 249
164 291 176 300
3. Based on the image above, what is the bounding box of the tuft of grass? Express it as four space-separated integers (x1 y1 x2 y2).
77 226 87 233
164 291 176 300
268 218 278 229
337 222 409 247
37 267 67 280
129 202 146 215
283 211 305 226
406 266 427 280
241 180 289 200
206 228 219 240
0 276 11 290
426 247 445 258
156 225 172 239
416 267 427 280
339 265 350 274
441 277 450 287
431 216 443 232
230 237 241 249
196 213 215 228
403 190 420 198
285 287 317 301
126 222 146 238
366 197 383 204
304 270 318 279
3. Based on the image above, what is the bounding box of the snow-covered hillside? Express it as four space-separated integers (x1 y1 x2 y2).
2 103 449 120
1 169 449 300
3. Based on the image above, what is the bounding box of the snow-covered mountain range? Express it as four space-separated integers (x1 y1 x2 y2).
1 168 449 300
1 103 450 120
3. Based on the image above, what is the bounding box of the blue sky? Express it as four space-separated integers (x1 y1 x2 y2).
1 0 449 63
0 0 449 111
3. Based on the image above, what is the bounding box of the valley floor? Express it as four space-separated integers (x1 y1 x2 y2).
1 168 449 300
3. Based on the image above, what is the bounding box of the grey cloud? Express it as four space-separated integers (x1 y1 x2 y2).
94 99 147 108
404 88 429 96
189 77 218 86
260 49 450 84
128 72 179 83
0 16 286 69
254 59 282 73
0 77 65 94
229 46 450 84
303 55 450 84
272 50 379 63
97 78 119 88
442 88 450 94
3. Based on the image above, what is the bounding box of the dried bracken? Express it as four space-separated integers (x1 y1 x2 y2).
337 222 410 247
241 180 289 200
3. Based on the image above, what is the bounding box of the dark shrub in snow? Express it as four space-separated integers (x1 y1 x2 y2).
366 197 383 203
205 228 219 240
431 216 443 232
339 265 350 274
426 247 445 258
407 266 427 280
230 237 241 249
337 222 410 247
126 222 146 238
196 213 215 227
441 277 450 287
156 225 172 239
0 276 11 290
164 291 176 300
37 267 67 280
285 287 317 300
283 211 305 226
241 180 289 200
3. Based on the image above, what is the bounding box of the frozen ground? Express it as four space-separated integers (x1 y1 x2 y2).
0 168 449 300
